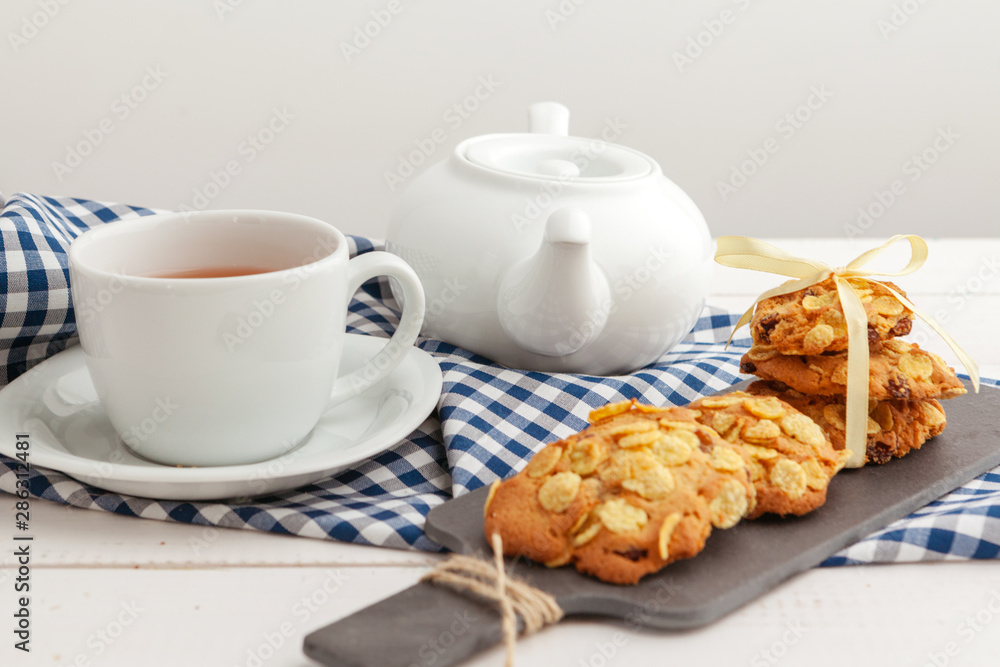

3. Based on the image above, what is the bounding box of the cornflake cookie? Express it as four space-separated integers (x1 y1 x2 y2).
483 400 756 585
740 339 967 401
687 391 849 518
747 381 948 465
750 276 912 355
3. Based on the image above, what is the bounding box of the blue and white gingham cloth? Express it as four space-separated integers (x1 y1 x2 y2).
1 191 999 564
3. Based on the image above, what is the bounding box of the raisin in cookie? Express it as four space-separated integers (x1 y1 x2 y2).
747 380 948 464
741 339 967 401
483 400 755 585
687 391 849 518
751 276 912 355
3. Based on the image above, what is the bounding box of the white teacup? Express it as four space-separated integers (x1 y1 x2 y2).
68 210 426 467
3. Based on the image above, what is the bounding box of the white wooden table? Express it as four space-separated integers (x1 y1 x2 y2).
4 238 1000 667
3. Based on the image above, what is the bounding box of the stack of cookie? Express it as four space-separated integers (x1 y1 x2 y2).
738 276 966 464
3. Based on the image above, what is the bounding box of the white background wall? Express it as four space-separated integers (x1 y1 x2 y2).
2 0 998 240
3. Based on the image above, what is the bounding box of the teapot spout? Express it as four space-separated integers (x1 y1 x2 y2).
497 208 611 358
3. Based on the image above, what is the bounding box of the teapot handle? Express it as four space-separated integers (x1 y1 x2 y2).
528 102 569 136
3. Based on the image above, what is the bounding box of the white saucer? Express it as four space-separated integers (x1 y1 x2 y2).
0 335 442 501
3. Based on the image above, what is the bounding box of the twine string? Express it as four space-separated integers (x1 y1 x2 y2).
421 533 564 667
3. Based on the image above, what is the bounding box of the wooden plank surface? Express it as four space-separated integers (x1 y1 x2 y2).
9 563 1000 667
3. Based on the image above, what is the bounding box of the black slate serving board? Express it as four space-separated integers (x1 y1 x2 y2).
304 381 1000 667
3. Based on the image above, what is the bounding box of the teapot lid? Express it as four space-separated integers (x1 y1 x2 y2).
460 102 655 183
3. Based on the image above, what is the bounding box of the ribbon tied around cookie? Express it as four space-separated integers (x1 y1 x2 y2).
715 234 979 468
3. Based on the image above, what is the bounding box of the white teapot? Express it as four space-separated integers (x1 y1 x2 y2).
386 102 712 375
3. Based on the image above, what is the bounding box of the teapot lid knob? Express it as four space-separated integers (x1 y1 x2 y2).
528 102 570 136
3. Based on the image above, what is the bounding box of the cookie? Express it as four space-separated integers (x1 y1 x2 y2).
747 380 948 464
687 391 849 518
483 400 756 585
750 276 912 355
740 339 967 401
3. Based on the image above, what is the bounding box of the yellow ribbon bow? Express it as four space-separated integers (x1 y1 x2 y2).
715 235 979 468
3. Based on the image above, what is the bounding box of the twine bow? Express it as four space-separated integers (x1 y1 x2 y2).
715 235 979 468
422 531 564 667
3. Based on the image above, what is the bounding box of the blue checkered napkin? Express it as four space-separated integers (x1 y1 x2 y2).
0 192 156 386
4 193 1000 566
